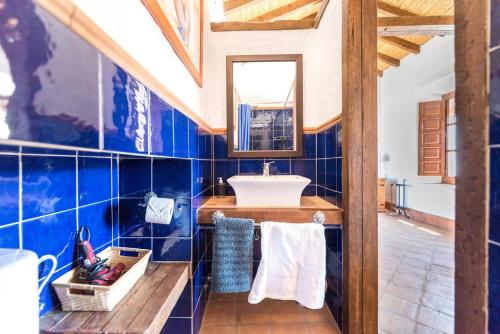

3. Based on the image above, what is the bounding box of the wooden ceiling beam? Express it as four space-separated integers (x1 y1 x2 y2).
377 1 416 16
378 16 455 36
211 19 316 31
379 36 420 53
249 0 317 22
377 52 400 67
224 0 259 15
313 0 329 28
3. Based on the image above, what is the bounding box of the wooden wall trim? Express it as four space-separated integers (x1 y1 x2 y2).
34 0 214 134
454 0 489 332
342 0 378 332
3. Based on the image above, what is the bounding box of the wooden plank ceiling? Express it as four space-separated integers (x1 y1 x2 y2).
217 0 454 76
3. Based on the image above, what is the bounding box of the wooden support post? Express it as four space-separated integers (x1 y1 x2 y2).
342 0 378 333
454 0 489 332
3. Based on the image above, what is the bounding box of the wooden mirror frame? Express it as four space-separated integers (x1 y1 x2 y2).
226 54 304 158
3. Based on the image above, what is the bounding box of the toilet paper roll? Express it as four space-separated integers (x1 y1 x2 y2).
145 196 174 225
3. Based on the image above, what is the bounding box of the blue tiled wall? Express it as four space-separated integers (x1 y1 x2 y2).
0 2 213 333
490 2 500 331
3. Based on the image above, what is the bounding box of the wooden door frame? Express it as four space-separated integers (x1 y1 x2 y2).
341 0 489 333
341 0 378 333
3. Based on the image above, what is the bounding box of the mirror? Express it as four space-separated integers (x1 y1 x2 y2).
226 55 303 158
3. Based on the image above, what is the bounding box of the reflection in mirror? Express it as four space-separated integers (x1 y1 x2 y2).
227 55 303 158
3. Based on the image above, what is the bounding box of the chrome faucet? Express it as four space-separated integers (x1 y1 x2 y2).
262 161 275 176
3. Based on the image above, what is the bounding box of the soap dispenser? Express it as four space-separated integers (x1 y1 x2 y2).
215 177 226 197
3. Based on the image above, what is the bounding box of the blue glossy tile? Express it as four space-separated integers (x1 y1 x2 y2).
77 151 111 158
317 158 326 187
152 199 191 238
489 243 500 333
153 159 191 198
491 148 500 242
0 156 19 226
335 123 343 158
23 210 77 272
302 185 317 196
119 198 151 237
152 237 191 261
304 134 316 159
150 92 174 157
102 58 149 154
291 159 316 184
326 158 337 190
170 282 192 317
317 185 326 198
193 286 207 334
78 157 111 205
119 237 151 250
0 3 99 148
112 198 119 242
325 127 335 158
492 0 500 47
192 159 201 197
214 134 228 159
189 120 199 159
112 156 118 198
336 158 343 193
0 224 20 248
239 159 264 175
270 159 290 175
193 259 208 313
119 158 151 197
173 109 189 158
22 155 76 220
161 317 191 334
200 160 213 191
22 147 76 156
214 160 238 182
78 200 113 249
317 131 326 159
0 145 19 153
491 49 500 145
198 131 212 160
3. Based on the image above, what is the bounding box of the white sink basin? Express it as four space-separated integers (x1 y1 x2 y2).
227 175 311 207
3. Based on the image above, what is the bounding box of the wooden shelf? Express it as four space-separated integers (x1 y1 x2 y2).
40 263 189 334
197 196 343 225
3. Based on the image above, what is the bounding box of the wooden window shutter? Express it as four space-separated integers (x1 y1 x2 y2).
418 100 445 176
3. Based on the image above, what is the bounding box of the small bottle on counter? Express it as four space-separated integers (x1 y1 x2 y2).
215 177 226 197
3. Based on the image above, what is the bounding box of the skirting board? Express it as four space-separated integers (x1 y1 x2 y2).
385 202 454 231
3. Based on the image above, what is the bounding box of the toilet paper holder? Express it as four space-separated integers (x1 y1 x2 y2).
138 192 185 217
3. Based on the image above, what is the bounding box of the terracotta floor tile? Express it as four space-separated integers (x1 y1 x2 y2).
269 300 305 324
239 324 272 334
301 305 334 322
307 321 341 334
237 301 271 325
271 322 310 334
200 325 238 334
203 301 238 326
210 292 239 302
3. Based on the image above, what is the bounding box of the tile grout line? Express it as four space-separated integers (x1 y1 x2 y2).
75 152 79 230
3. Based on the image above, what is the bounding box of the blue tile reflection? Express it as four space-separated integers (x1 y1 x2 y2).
102 58 149 154
78 157 111 206
22 155 76 220
0 2 99 147
0 224 20 248
173 110 189 158
0 156 19 226
150 92 174 157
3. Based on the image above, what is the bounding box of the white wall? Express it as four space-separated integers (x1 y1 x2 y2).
379 36 455 220
71 0 205 120
201 0 343 128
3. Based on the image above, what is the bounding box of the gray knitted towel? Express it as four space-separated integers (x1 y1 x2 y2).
211 217 254 293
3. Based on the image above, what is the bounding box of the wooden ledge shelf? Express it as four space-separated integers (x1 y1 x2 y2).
197 196 343 225
40 263 189 334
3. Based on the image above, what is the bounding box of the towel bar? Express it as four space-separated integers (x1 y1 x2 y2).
211 210 326 226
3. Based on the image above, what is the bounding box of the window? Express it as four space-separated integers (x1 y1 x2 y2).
443 92 456 184
417 91 456 184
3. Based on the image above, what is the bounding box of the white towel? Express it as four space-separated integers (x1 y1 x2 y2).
248 221 326 309
145 196 174 225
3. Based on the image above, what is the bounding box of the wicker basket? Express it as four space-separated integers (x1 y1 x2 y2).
52 247 151 311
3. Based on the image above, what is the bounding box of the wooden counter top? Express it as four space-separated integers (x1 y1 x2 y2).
197 196 343 225
40 263 189 334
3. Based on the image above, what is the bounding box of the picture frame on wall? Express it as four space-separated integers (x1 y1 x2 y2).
142 0 204 87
